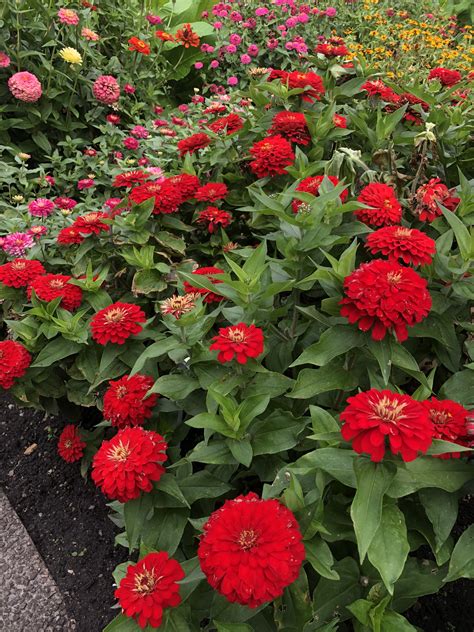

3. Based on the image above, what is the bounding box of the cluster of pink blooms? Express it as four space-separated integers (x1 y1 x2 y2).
8 71 42 102
92 75 120 105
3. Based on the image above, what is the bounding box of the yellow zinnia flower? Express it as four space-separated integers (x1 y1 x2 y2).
59 47 82 65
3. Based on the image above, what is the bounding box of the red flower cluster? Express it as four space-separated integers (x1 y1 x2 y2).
167 173 201 199
270 69 325 102
115 552 184 629
428 67 462 87
90 302 146 345
28 274 83 311
0 340 31 389
57 226 83 245
210 323 264 364
422 397 469 458
0 259 45 288
197 207 232 233
292 175 348 213
355 182 402 226
414 178 460 222
333 114 347 128
57 425 86 463
341 389 434 462
340 259 431 341
128 36 151 55
366 226 436 266
129 180 183 215
195 182 228 202
103 374 157 428
269 111 310 145
184 266 224 304
208 113 244 135
177 132 211 156
198 493 305 607
249 135 295 178
113 170 149 188
57 212 110 246
315 38 348 57
362 79 399 102
92 426 167 502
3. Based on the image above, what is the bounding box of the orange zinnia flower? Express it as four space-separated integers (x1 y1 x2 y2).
128 36 150 55
174 23 200 48
155 30 175 42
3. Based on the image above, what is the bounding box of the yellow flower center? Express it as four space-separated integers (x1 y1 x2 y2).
108 440 131 462
227 329 246 343
372 396 407 423
237 529 259 551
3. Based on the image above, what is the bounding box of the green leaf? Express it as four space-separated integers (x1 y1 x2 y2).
141 508 189 555
178 471 231 504
32 131 52 154
130 338 184 375
226 438 253 467
439 204 473 261
148 374 199 400
440 369 474 407
295 448 356 487
305 537 340 580
157 474 190 508
124 493 154 551
188 440 236 465
387 457 473 498
274 569 312 631
367 501 409 594
178 557 205 602
419 488 458 551
291 327 365 367
288 364 358 399
444 525 474 582
313 558 363 624
186 413 231 436
251 411 304 456
103 614 141 631
379 611 418 632
31 338 82 368
392 558 446 612
214 623 253 632
350 460 396 561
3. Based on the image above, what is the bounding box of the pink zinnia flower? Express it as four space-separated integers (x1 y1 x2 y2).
195 62 204 69
123 137 139 150
0 52 11 68
229 34 241 45
124 83 136 94
210 60 219 69
28 198 55 217
57 8 79 25
2 232 35 257
325 7 337 17
8 71 42 103
130 125 149 139
145 14 162 25
28 225 47 238
55 197 77 210
78 178 95 190
81 28 99 41
240 54 251 64
93 75 120 105
228 76 238 86
247 44 259 56
256 7 269 16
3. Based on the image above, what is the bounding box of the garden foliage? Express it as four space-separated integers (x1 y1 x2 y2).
0 1 473 631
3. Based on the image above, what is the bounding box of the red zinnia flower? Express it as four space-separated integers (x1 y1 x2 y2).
195 182 228 202
155 30 175 42
366 226 436 266
362 80 400 102
128 36 151 55
58 424 86 463
355 182 402 226
113 170 149 188
167 174 201 201
174 23 200 48
103 374 158 429
315 38 349 57
286 70 325 102
340 389 434 462
210 323 264 364
115 552 184 629
0 340 31 389
177 133 211 157
57 226 84 245
183 266 224 303
428 67 462 87
91 426 167 502
74 212 110 235
414 178 460 222
340 259 431 341
197 207 232 233
90 302 146 345
333 114 347 128
28 274 83 311
269 111 310 146
129 180 182 214
198 493 305 607
249 135 295 178
0 259 45 288
422 397 469 459
292 175 348 213
208 113 244 135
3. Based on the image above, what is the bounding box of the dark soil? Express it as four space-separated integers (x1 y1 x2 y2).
0 394 126 632
0 393 472 632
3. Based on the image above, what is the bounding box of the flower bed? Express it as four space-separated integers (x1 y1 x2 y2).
0 1 473 631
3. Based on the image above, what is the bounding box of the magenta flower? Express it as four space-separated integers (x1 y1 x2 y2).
229 34 242 46
93 75 120 105
28 198 55 217
8 71 42 102
228 76 238 86
78 178 95 190
123 137 139 150
0 52 11 68
2 232 35 257
124 83 136 94
240 54 251 64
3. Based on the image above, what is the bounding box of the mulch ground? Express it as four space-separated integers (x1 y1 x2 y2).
0 392 472 632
